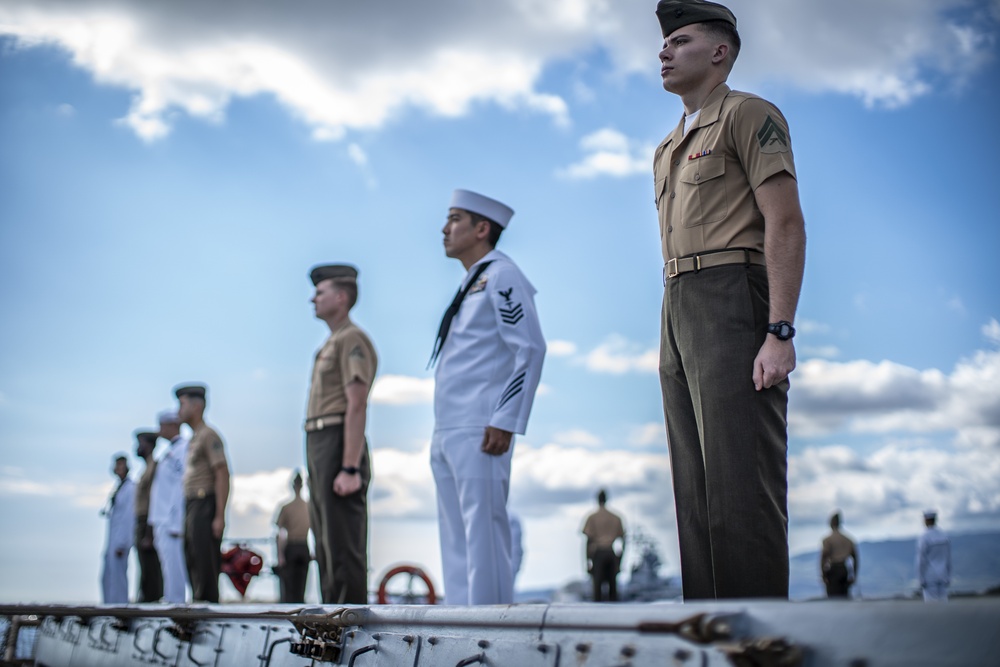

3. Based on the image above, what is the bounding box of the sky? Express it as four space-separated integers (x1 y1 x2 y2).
1 0 999 604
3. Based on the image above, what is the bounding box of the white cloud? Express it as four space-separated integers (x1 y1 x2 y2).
55 102 75 117
552 429 601 447
371 374 434 405
790 346 1000 449
0 470 109 509
983 318 1000 345
581 335 658 374
229 467 301 516
629 422 665 447
796 319 831 335
3 0 993 144
547 339 578 357
557 127 654 180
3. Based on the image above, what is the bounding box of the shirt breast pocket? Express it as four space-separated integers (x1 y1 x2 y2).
678 155 727 227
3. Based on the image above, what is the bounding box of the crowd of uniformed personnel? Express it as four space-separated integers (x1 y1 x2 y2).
99 0 951 606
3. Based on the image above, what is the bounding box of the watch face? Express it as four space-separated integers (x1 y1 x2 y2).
779 324 791 338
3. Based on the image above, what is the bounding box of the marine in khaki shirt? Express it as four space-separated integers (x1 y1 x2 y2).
176 383 230 603
820 512 858 598
653 0 806 600
305 263 378 604
582 489 626 602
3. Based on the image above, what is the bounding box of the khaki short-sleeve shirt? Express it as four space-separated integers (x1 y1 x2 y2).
653 83 797 262
183 424 228 499
135 460 156 516
276 497 311 543
306 320 378 421
583 507 625 553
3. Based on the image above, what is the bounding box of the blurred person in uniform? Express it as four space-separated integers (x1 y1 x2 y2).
653 0 806 599
305 264 378 604
149 408 189 603
275 471 312 603
176 384 230 603
582 489 626 602
509 511 524 585
429 189 546 605
820 511 858 598
917 509 951 602
134 430 163 602
101 453 134 604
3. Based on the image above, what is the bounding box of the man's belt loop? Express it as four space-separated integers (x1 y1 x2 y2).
743 248 750 267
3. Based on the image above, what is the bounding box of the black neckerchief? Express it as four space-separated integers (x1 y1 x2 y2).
428 260 494 368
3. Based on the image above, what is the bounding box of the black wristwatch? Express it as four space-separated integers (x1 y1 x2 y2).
767 320 796 341
342 466 360 475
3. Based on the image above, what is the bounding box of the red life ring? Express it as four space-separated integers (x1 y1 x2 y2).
376 564 437 605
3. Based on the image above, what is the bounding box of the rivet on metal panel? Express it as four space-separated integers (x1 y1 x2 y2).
428 636 439 645
478 639 490 648
673 648 692 661
536 643 549 654
403 635 416 644
621 645 636 657
576 642 591 653
372 633 382 640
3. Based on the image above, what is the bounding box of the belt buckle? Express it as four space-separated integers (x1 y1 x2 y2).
316 418 324 430
665 257 679 280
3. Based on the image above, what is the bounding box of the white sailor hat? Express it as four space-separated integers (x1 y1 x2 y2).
157 409 181 424
923 508 938 519
450 189 514 228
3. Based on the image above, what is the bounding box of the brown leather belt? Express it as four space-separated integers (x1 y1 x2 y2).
663 248 765 283
305 413 345 433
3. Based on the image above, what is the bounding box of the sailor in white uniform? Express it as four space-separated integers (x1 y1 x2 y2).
430 189 546 605
916 509 951 602
101 453 135 604
148 409 190 603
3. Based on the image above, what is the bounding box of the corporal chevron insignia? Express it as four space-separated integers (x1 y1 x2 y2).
497 372 526 408
756 115 789 153
498 287 524 325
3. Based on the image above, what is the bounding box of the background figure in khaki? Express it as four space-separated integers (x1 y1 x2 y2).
917 509 951 602
149 409 190 603
275 471 312 603
177 384 230 603
653 0 806 599
133 430 163 602
101 454 134 604
820 511 858 598
305 264 378 604
582 489 626 602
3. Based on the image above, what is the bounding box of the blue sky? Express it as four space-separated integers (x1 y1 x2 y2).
1 0 999 603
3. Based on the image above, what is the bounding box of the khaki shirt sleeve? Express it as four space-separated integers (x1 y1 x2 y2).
338 330 375 388
732 97 797 190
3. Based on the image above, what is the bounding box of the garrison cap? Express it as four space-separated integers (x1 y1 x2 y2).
450 189 514 228
134 430 159 445
310 264 359 287
174 384 207 400
656 0 737 38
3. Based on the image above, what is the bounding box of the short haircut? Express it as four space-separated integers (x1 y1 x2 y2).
699 19 741 65
469 211 504 248
331 280 358 309
597 489 608 505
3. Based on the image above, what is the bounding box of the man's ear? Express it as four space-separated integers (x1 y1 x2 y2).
712 42 729 65
475 218 491 241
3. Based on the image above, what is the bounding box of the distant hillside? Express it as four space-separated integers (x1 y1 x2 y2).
790 531 1000 600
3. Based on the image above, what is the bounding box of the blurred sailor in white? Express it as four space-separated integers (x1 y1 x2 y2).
101 453 135 604
916 509 951 602
429 189 546 605
149 409 190 603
